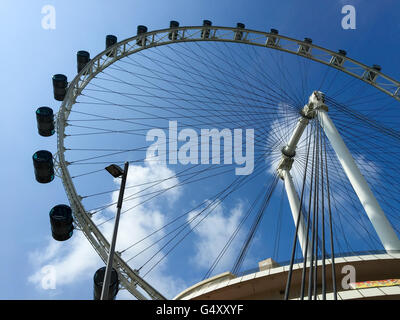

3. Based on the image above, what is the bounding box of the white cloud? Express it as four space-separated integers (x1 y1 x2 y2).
187 200 244 274
28 232 101 287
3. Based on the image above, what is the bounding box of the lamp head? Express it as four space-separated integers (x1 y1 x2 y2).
105 164 124 178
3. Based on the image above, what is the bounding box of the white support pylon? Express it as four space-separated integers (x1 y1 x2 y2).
317 108 400 252
281 169 312 259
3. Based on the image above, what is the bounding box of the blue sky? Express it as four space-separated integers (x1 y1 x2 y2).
1 0 400 300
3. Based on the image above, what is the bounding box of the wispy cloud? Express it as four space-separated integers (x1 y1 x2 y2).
187 200 244 275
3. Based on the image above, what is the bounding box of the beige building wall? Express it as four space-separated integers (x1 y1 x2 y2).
174 253 400 300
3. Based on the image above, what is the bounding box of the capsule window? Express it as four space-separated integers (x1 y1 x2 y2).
36 107 55 137
33 150 54 183
93 267 119 300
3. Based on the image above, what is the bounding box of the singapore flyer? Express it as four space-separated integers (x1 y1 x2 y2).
2 0 400 314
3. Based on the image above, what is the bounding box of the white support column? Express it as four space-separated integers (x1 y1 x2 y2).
282 169 312 259
318 109 400 252
282 117 309 157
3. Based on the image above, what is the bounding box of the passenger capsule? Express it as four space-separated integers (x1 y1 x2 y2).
77 51 90 73
372 64 382 72
234 22 245 40
168 20 180 40
36 107 55 137
106 35 118 48
365 64 381 82
49 205 74 241
93 267 119 300
330 49 347 67
136 25 148 46
298 38 312 54
201 20 212 39
52 74 68 101
266 28 279 46
32 150 54 183
106 35 118 57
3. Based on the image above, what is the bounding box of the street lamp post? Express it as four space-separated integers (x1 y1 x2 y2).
100 161 129 300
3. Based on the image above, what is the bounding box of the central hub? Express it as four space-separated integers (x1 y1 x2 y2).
302 91 329 119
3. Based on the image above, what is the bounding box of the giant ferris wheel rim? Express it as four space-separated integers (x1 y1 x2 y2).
55 24 400 300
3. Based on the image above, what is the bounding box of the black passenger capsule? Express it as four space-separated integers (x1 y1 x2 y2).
36 107 55 137
298 37 312 54
32 150 54 183
52 74 68 101
372 64 382 72
93 267 119 300
77 51 90 73
136 25 148 46
106 35 118 57
168 20 180 40
201 20 212 39
365 64 381 82
106 35 118 48
234 22 245 40
49 205 74 241
331 49 347 67
266 28 279 46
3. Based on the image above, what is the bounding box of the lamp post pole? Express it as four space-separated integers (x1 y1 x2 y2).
101 161 129 300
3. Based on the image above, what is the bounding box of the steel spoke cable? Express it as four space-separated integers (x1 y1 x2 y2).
231 174 279 276
97 127 290 223
134 156 273 275
96 144 276 226
121 156 272 259
166 41 300 109
323 129 337 300
206 41 301 111
285 122 314 300
307 121 318 300
200 176 277 279
119 132 290 264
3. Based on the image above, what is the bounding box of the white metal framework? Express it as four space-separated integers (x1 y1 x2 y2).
56 25 400 299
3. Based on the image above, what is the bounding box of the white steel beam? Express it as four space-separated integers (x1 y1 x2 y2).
282 117 309 157
281 169 312 259
317 109 400 252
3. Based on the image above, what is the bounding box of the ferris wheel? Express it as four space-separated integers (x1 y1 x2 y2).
33 20 400 300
